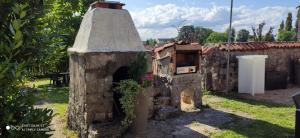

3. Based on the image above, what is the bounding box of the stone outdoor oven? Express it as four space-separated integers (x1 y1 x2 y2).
152 41 202 118
67 1 147 137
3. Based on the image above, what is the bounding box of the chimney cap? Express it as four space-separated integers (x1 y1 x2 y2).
90 1 125 9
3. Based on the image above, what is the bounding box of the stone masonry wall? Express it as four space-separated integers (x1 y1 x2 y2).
68 54 87 137
201 48 300 92
68 52 141 137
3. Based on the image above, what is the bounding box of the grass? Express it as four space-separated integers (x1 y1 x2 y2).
29 79 77 138
203 92 295 138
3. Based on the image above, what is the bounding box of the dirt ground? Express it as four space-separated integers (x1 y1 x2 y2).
238 86 300 105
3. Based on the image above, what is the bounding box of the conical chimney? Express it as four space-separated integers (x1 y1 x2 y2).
68 1 146 53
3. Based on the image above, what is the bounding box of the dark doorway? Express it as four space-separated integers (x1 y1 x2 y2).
112 66 130 120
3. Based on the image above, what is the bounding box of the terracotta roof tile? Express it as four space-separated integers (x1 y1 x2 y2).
202 42 300 55
156 41 300 55
154 41 197 52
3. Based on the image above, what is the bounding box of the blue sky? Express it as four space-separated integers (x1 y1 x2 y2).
119 0 300 40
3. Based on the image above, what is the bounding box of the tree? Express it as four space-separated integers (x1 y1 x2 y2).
0 1 53 137
279 20 284 32
296 8 300 32
296 6 300 41
178 25 214 44
264 27 275 42
277 30 296 41
226 27 236 42
194 27 213 44
205 32 228 43
178 25 195 43
236 29 250 42
31 0 95 75
251 27 257 41
145 39 157 46
285 12 293 31
252 22 265 41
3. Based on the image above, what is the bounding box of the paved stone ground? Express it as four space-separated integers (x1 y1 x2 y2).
238 86 300 105
125 107 254 138
36 100 255 138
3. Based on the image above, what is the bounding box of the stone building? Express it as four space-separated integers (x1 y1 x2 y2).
201 42 300 92
152 41 202 117
67 1 148 137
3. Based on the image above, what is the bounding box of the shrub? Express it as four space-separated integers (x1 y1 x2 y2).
277 30 296 41
0 2 54 137
206 32 228 43
114 80 144 128
114 52 151 128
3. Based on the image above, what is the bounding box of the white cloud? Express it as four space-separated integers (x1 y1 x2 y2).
138 27 178 40
130 4 295 40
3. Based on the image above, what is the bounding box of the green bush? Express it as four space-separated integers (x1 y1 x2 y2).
0 2 54 137
128 52 148 82
206 32 228 43
114 80 144 128
277 30 296 41
114 52 151 129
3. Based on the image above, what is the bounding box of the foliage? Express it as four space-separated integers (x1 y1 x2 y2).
236 29 250 42
115 52 150 128
277 30 296 41
178 25 195 43
178 25 214 44
0 0 45 72
252 22 265 41
264 27 275 42
226 27 236 42
30 0 94 75
285 12 293 31
296 8 300 33
206 32 228 43
194 27 214 44
0 2 54 137
128 52 148 82
114 80 144 128
279 20 285 32
145 39 157 46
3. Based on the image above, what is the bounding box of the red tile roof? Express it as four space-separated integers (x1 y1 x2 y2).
154 40 189 52
202 42 300 55
155 41 300 55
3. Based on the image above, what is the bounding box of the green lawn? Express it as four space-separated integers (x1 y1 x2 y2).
203 92 295 138
27 79 77 138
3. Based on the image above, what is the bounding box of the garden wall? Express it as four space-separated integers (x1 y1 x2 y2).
201 48 300 92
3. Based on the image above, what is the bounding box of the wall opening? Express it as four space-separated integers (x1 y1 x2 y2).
176 51 199 74
180 88 195 112
112 66 130 120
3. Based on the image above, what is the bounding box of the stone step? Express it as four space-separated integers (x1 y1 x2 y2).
155 106 180 121
154 96 171 106
88 121 122 138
